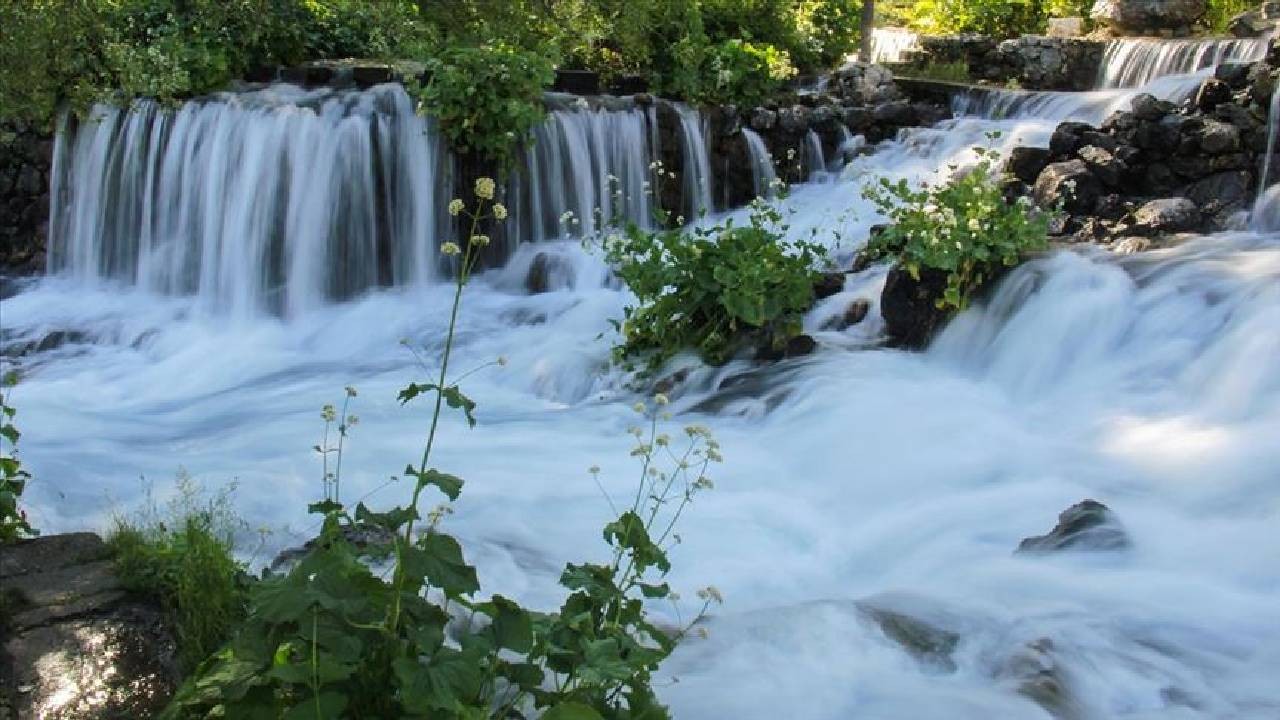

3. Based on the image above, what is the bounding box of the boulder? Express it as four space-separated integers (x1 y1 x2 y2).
1 533 180 719
778 105 812 134
1033 160 1103 214
855 594 963 672
1017 499 1130 553
1196 118 1241 154
1194 78 1233 112
1091 0 1207 32
822 298 872 331
1007 146 1052 183
1049 121 1094 156
1133 197 1201 233
1077 145 1126 186
1130 93 1173 121
880 265 952 349
1215 62 1252 89
525 251 575 294
750 107 778 132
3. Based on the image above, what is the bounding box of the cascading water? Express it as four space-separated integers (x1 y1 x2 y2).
804 130 827 181
1098 36 1268 88
675 104 714 217
865 27 921 64
742 128 779 198
7 39 1280 720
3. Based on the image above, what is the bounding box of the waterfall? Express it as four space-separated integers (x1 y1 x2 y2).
804 130 827 181
48 85 668 315
675 104 713 218
742 128 778 198
952 72 1210 125
1251 87 1280 230
865 27 920 64
1098 37 1267 88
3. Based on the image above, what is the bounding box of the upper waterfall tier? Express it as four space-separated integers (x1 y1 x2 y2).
47 85 713 317
1098 36 1268 88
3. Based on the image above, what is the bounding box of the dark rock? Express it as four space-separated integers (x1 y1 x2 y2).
525 251 574 294
1194 78 1233 112
1016 499 1130 553
1215 62 1251 89
778 105 812 134
1196 119 1241 155
1185 170 1251 217
1080 130 1118 152
822 298 872 331
1077 145 1125 186
243 65 277 83
1007 147 1052 183
871 100 918 127
880 264 952 349
1093 194 1128 220
999 638 1081 719
1033 160 1102 214
857 600 960 672
1 533 180 719
755 333 817 362
750 107 777 132
352 64 393 87
1130 93 1173 121
813 272 846 300
553 69 600 95
1049 121 1093 156
609 74 649 95
1133 197 1200 234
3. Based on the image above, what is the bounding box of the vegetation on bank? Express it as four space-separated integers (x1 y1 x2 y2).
0 376 36 545
863 138 1051 310
895 0 1255 38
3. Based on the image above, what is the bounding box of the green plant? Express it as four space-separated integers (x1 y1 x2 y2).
165 182 719 719
703 40 797 108
862 138 1051 309
905 0 1047 37
1205 0 1253 33
418 45 555 167
0 375 37 545
605 200 828 371
108 474 250 672
907 60 971 83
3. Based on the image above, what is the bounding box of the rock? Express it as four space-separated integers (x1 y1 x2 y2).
1185 170 1251 218
525 251 574 294
1 533 180 719
1196 118 1241 155
1133 197 1201 234
1091 0 1207 33
1112 236 1153 254
755 333 817 362
809 105 838 131
856 595 962 672
1033 160 1102 214
1047 17 1086 37
351 64 392 87
1007 147 1052 183
1049 121 1094 156
880 264 952 349
871 100 918 127
750 107 777 132
998 638 1081 719
813 272 846 300
1077 145 1125 186
833 62 900 104
1215 62 1252 89
553 69 600 95
822 298 872 331
1017 499 1130 553
1194 78 1233 112
778 105 811 134
1093 193 1128 219
1229 7 1276 37
1129 93 1173 121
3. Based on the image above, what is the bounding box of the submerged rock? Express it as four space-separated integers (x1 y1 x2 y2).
1017 499 1130 553
1 533 180 719
856 595 963 672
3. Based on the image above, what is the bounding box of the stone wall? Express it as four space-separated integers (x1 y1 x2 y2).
1091 0 1205 36
905 34 1104 91
0 124 52 274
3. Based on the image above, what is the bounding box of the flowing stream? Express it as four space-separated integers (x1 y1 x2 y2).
4 37 1280 719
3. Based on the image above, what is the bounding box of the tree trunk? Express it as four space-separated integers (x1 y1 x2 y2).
860 0 876 62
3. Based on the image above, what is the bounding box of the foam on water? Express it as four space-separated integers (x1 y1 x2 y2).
5 59 1280 719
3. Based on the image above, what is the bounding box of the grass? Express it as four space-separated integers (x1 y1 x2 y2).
905 60 972 84
106 473 250 672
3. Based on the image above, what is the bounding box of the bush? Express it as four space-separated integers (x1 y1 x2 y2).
0 376 37 545
419 45 555 167
1205 0 1253 33
107 475 250 672
703 40 797 108
862 139 1051 310
165 184 720 719
605 201 828 371
905 0 1047 37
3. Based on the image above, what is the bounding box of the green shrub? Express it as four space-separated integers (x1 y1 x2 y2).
418 45 555 167
0 376 37 545
1205 0 1253 33
107 475 249 672
906 0 1047 37
605 201 828 371
862 138 1051 310
165 184 720 719
906 60 972 83
703 40 797 108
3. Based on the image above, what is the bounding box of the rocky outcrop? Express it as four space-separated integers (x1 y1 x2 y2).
0 123 52 273
1017 499 1131 553
1 533 180 719
904 35 1104 91
1230 1 1280 37
1091 0 1206 35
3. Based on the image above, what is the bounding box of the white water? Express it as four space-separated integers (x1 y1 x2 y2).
6 59 1280 720
1099 37 1268 88
742 128 779 198
865 27 921 64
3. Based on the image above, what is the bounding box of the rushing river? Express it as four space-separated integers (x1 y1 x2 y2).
3 39 1278 719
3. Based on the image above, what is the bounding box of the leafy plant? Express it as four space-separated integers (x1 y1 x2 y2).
861 138 1051 310
906 60 971 83
605 200 828 371
0 375 37 545
905 0 1048 37
108 474 251 672
165 183 720 719
418 45 555 167
703 40 797 109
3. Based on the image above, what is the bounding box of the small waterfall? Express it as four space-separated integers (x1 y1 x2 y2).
1098 37 1267 88
49 85 447 317
832 124 864 169
742 129 778 198
515 98 655 244
49 85 664 314
804 130 827 181
1251 88 1280 230
674 104 713 218
952 73 1209 125
865 27 920 64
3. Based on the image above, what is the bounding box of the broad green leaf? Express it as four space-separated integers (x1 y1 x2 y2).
542 701 605 720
